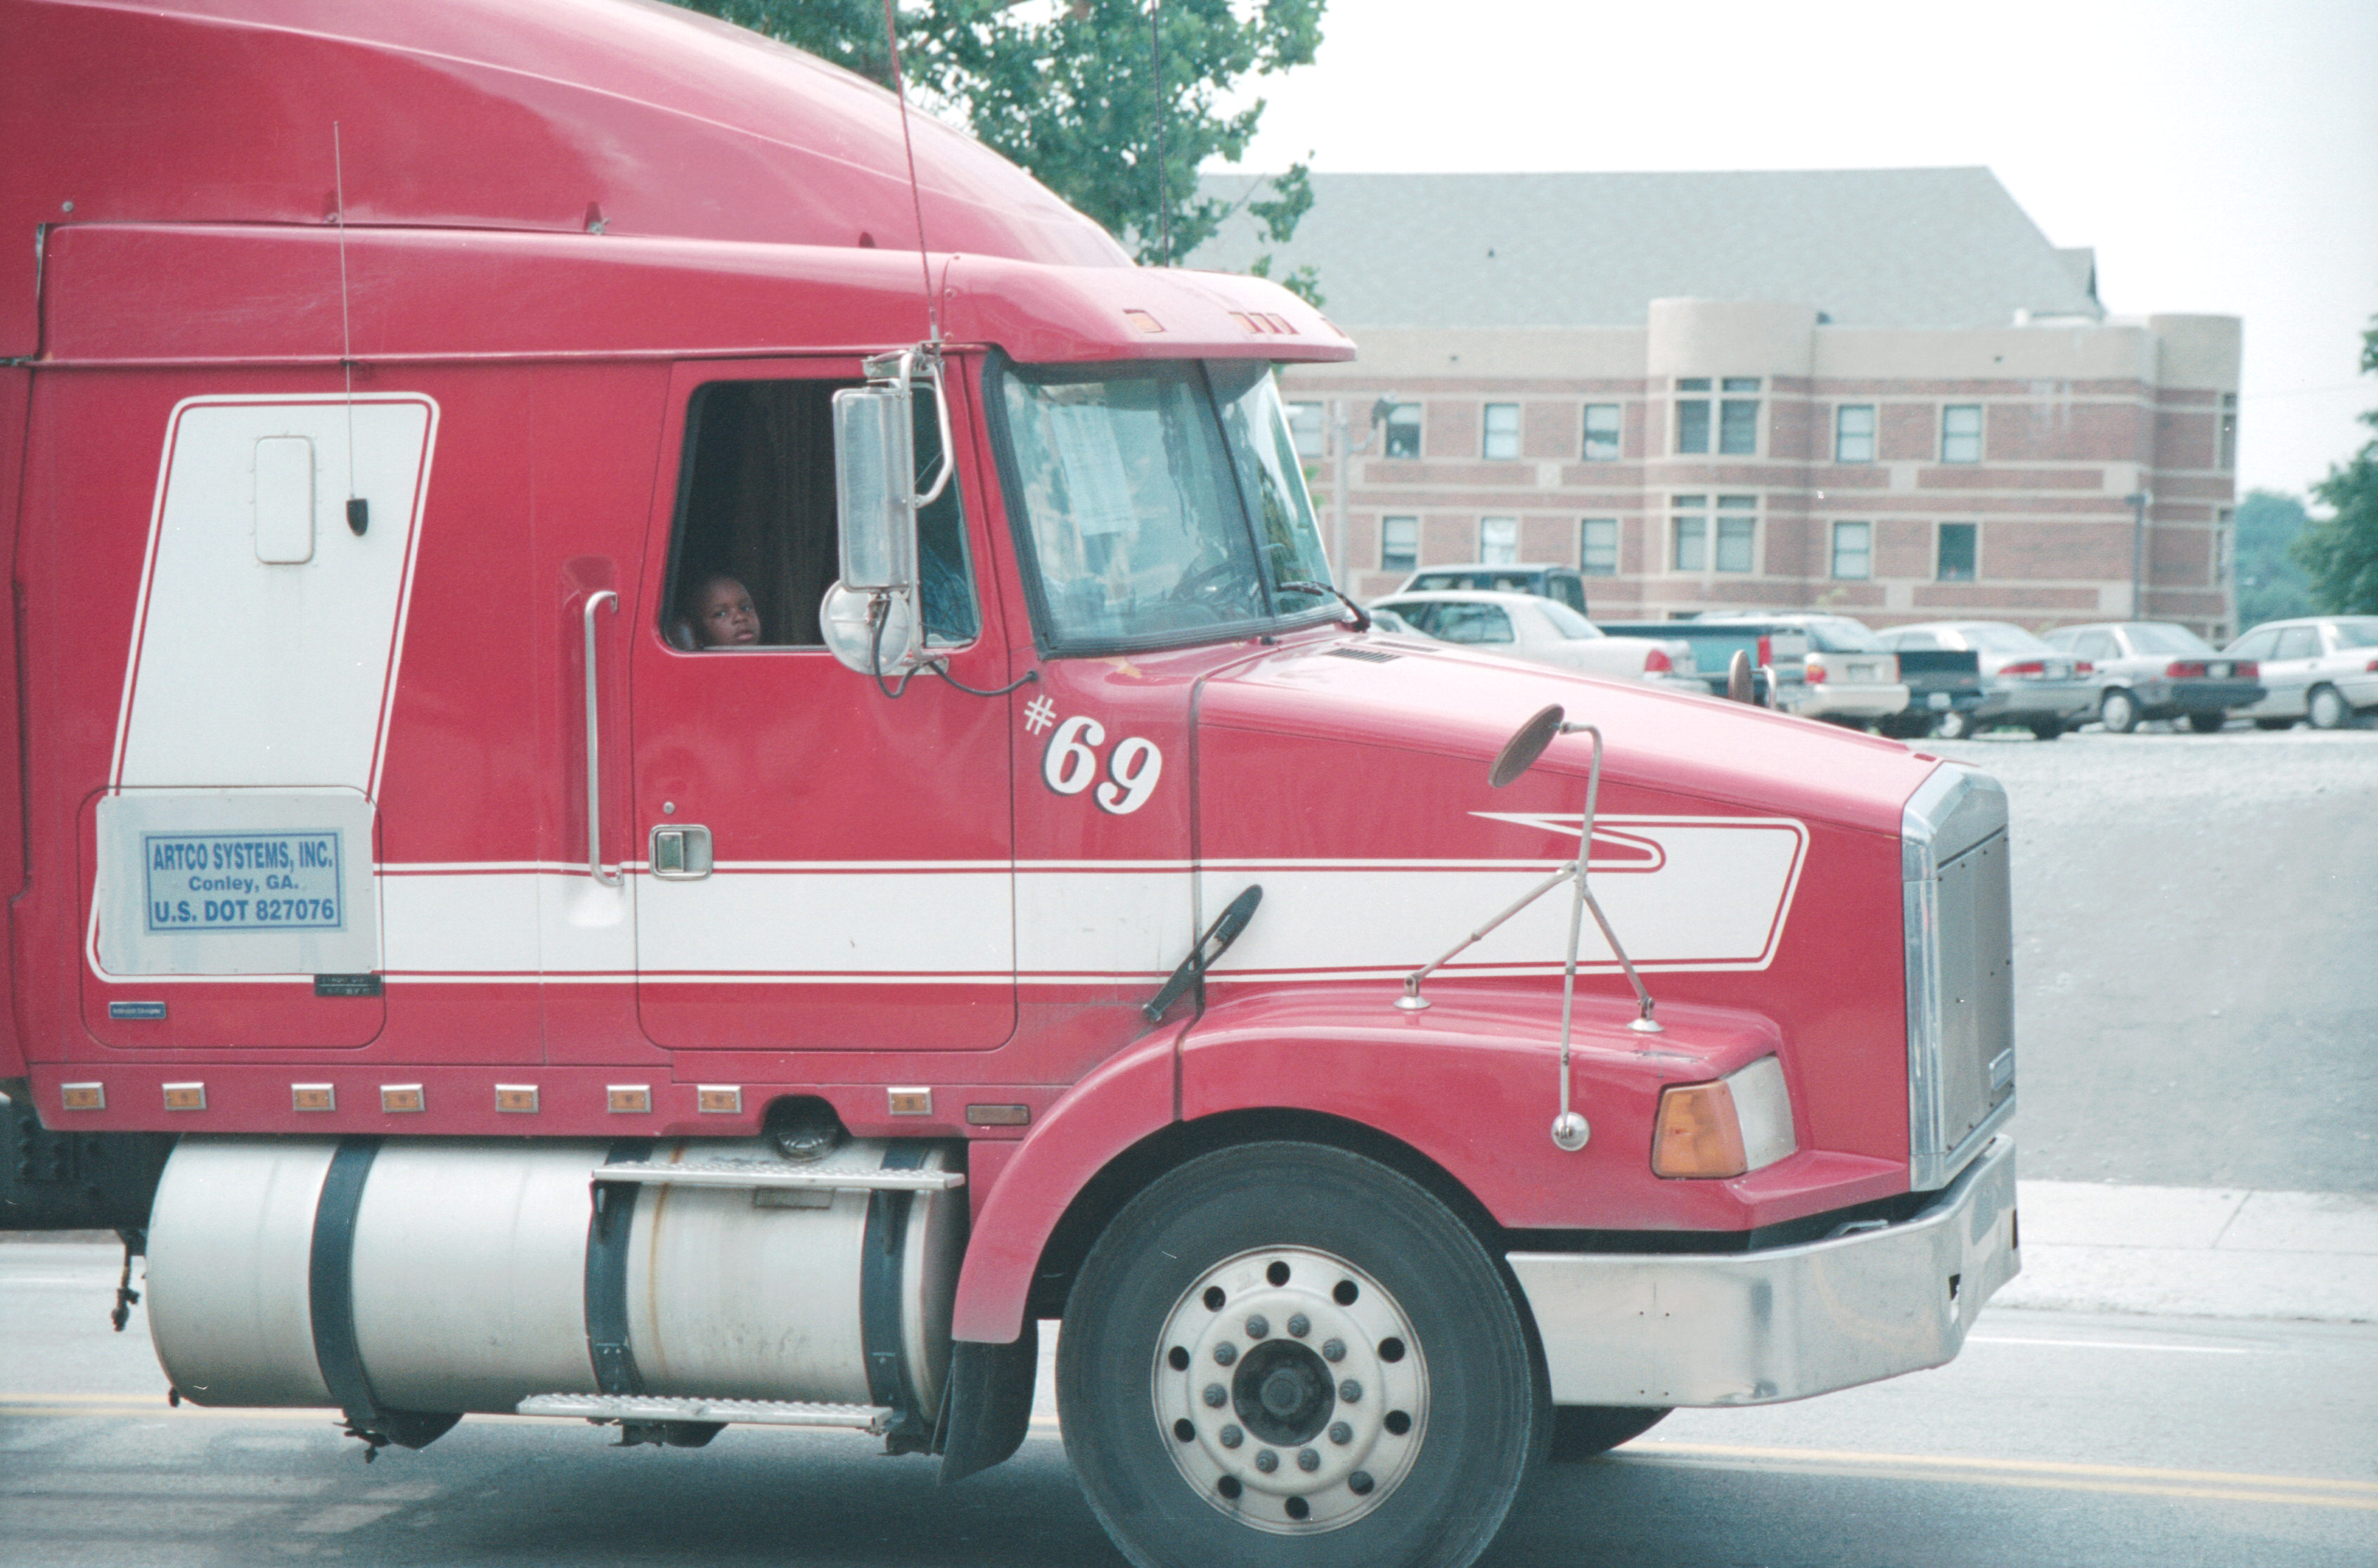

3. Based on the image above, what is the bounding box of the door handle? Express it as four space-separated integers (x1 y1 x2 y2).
649 825 712 881
584 590 619 887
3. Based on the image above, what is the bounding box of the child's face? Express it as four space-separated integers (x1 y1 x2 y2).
695 579 759 645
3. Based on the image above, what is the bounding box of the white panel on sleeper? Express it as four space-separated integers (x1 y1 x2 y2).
117 396 437 792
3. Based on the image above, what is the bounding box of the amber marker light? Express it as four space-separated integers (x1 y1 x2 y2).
1651 1081 1749 1178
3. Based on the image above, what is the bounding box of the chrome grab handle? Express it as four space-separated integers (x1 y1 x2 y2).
583 591 620 887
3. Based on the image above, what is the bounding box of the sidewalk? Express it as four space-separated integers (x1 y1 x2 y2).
1998 1181 2378 1323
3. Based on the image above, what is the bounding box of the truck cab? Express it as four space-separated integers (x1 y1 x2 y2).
0 6 2019 1567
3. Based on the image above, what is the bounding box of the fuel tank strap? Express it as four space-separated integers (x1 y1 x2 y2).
859 1144 928 1449
306 1137 458 1451
584 1140 655 1398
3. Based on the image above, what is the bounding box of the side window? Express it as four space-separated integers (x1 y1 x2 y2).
2080 632 2118 662
2229 628 2277 661
2274 626 2320 660
667 378 976 650
1433 603 1514 645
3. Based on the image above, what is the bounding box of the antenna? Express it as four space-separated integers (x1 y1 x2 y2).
333 124 366 535
1150 1 1169 266
880 0 939 343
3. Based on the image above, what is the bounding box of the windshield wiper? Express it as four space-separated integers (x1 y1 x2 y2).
1280 581 1370 632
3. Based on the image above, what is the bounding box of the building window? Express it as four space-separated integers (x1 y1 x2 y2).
2218 393 2237 470
1715 495 1756 572
1676 380 1711 454
1830 520 1872 579
1383 403 1422 459
1672 495 1707 570
1583 404 1621 461
1719 378 1761 455
1480 516 1519 565
1579 518 1618 577
1941 404 1983 463
1287 401 1325 459
1483 404 1521 461
1937 521 1977 581
1835 404 1876 463
1381 515 1418 572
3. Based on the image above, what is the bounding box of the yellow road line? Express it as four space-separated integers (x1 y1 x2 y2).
1625 1441 2378 1494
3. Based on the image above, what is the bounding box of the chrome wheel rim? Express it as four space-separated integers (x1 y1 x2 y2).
1150 1245 1428 1534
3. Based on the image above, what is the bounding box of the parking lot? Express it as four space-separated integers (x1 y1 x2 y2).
1924 721 2377 1193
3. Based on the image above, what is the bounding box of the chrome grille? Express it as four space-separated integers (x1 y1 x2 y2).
1903 766 2015 1190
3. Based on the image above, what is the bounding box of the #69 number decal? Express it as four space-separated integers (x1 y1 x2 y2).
1041 715 1164 815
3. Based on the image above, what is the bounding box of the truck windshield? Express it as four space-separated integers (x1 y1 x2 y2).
991 358 1332 650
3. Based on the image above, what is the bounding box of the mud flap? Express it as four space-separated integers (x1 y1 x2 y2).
935 1321 1039 1485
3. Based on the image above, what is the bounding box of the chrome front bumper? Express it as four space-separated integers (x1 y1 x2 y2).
1507 1135 2017 1408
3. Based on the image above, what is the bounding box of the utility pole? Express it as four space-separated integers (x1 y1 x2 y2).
2125 489 2152 618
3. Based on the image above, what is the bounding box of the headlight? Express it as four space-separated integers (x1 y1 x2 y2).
1650 1056 1797 1178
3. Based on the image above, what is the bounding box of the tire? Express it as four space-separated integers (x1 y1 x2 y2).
2030 721 2064 740
2187 712 2227 734
1057 1143 1545 1568
1547 1405 1670 1462
1932 709 1974 740
2254 717 2294 731
2098 688 2140 733
2307 685 2351 730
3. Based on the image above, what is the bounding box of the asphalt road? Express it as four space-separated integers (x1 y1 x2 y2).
1924 724 2378 1192
4 1243 2374 1568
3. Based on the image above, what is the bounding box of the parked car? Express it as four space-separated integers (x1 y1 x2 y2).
2221 615 2378 729
1592 617 1811 707
2042 622 2263 733
1394 563 1592 617
1691 612 1910 730
1872 621 2099 739
1371 590 1705 692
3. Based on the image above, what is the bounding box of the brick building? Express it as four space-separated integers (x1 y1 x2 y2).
1193 170 2242 636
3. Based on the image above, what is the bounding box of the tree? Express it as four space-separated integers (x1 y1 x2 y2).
2290 316 2378 615
2232 489 2315 628
670 0 1325 299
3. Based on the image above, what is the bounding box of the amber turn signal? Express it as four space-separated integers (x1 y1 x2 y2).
1652 1081 1749 1178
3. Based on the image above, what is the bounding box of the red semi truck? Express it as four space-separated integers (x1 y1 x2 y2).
0 4 2019 1565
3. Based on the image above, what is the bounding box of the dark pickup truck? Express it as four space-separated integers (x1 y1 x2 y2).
1878 648 1984 738
1595 619 1810 706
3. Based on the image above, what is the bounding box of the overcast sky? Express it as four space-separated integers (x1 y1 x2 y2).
1212 0 2377 502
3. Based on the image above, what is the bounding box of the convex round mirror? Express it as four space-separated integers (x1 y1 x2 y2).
820 582 925 677
1490 703 1567 789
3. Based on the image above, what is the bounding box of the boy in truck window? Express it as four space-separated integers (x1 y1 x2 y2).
686 574 761 647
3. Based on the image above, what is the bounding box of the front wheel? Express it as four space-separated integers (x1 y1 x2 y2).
2099 688 2140 733
1932 709 1974 740
1057 1143 1545 1568
2031 721 2066 740
2307 685 2352 730
2187 712 2228 734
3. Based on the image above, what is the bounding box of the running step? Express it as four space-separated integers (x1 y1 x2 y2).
593 1161 963 1193
517 1394 894 1432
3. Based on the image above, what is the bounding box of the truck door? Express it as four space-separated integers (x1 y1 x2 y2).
630 361 1016 1052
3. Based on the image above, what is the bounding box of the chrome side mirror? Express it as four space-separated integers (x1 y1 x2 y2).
832 383 918 594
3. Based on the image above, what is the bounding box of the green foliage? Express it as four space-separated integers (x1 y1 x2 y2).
2232 489 2316 627
2290 317 2378 615
668 0 1325 296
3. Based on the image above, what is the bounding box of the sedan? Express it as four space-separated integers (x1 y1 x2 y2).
1370 590 1706 693
1874 621 2100 739
2222 616 2378 729
2042 622 2264 733
1691 612 1910 729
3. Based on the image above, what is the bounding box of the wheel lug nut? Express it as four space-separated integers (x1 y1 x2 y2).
1297 1448 1319 1472
1214 1342 1238 1366
1286 1313 1310 1337
1338 1378 1362 1403
1328 1421 1352 1446
1219 1424 1243 1448
1321 1338 1345 1362
1254 1448 1279 1473
1202 1382 1227 1408
1245 1314 1269 1339
1349 1470 1375 1496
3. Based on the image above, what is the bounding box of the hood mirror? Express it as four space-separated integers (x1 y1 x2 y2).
1490 703 1567 788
